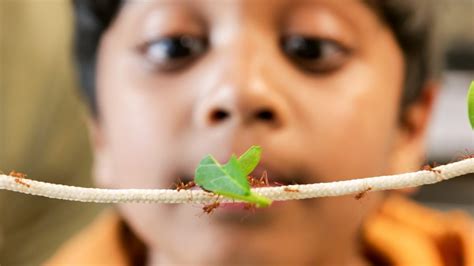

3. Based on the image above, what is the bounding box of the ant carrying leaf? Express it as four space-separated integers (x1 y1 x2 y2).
194 146 272 207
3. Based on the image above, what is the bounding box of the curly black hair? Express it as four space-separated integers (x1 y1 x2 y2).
72 0 439 117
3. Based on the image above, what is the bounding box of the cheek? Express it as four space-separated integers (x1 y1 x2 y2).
96 43 191 189
296 32 404 180
327 65 402 178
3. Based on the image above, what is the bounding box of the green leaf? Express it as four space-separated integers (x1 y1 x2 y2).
224 155 251 191
238 145 262 176
468 81 474 129
194 146 272 207
195 155 250 196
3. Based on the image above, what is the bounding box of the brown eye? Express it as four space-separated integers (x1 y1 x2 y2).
281 35 350 74
142 35 208 71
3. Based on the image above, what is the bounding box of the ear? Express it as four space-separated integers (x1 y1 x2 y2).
86 117 114 188
388 81 440 175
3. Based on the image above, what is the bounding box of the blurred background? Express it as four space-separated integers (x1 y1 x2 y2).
0 0 472 264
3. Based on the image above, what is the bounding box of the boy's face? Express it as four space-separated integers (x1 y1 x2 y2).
92 0 435 264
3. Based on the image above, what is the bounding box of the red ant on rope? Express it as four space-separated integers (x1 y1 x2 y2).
247 171 270 187
422 163 443 181
355 187 372 200
174 178 196 191
9 171 30 188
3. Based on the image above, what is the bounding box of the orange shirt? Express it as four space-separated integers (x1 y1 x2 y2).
45 195 473 265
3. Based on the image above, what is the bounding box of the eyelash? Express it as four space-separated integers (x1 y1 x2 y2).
139 34 350 74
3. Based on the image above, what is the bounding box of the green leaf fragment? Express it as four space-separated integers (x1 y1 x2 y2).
195 155 249 195
468 81 474 129
194 146 272 207
238 145 262 176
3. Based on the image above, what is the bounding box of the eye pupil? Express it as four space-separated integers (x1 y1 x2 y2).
281 35 348 73
149 37 195 59
167 38 189 58
285 36 323 59
145 35 207 70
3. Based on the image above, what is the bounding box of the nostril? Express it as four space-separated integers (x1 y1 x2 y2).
256 109 275 121
209 109 230 123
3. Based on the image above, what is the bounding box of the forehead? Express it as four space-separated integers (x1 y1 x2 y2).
122 0 372 21
117 0 378 44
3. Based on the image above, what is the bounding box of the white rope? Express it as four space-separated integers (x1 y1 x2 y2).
1 158 473 204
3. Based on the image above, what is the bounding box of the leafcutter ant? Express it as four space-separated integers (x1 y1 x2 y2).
10 171 30 188
202 201 220 214
174 178 196 191
355 187 372 200
200 194 223 215
422 164 441 173
248 171 269 187
422 163 443 181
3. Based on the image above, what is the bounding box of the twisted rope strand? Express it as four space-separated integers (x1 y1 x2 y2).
1 158 473 204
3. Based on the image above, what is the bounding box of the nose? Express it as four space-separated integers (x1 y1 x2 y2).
209 105 277 125
196 75 287 129
194 30 289 131
206 93 280 126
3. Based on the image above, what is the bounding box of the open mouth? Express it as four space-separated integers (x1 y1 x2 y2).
173 164 311 191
